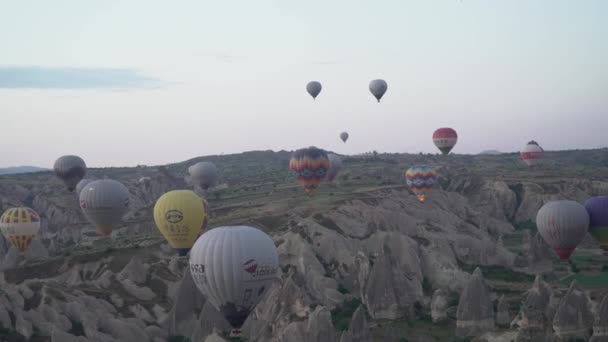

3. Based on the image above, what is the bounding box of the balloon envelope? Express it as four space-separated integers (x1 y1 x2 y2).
340 132 349 143
306 81 322 99
369 79 388 102
536 200 589 260
54 155 87 192
520 141 543 167
189 162 218 191
79 179 130 236
189 226 279 329
327 154 343 183
154 190 206 256
0 207 40 253
405 166 437 203
75 178 94 196
584 196 608 251
289 147 330 195
433 128 458 155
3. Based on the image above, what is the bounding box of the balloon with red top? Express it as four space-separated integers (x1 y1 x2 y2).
432 128 458 155
536 200 589 260
520 140 544 167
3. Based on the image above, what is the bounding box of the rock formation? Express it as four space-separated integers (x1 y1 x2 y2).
552 281 593 341
339 305 371 342
455 267 494 337
431 289 448 323
496 295 511 328
591 294 608 342
512 275 555 341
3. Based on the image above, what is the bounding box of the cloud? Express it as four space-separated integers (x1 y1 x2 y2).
0 66 162 89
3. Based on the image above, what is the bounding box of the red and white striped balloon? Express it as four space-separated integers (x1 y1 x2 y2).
432 128 458 155
520 141 543 167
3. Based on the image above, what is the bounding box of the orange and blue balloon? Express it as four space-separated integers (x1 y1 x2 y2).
405 166 437 203
289 147 330 195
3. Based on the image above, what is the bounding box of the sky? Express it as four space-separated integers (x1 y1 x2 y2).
0 0 607 168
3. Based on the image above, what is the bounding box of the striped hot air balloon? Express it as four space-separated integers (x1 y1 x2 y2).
584 196 608 251
0 207 41 253
536 200 589 260
289 147 330 196
405 165 437 203
432 128 458 155
520 141 544 167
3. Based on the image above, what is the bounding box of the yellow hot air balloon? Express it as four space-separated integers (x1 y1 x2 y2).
154 190 206 256
0 207 41 253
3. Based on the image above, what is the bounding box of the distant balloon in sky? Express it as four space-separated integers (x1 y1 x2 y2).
0 207 40 253
189 161 218 191
340 132 349 143
369 79 387 102
405 165 437 203
54 155 87 192
75 178 94 196
289 147 330 196
536 200 589 260
154 190 206 256
189 225 279 333
79 179 130 236
520 141 544 167
584 196 608 251
327 154 343 183
306 81 322 100
433 128 458 155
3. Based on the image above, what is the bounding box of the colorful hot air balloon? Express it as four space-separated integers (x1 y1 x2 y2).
306 81 322 100
327 154 343 183
289 147 330 195
189 226 279 335
54 155 87 192
154 190 206 256
75 178 94 196
369 79 387 102
433 128 458 155
340 132 349 143
584 196 608 251
520 141 544 167
536 200 589 260
405 166 437 203
79 179 130 236
188 162 218 191
0 207 41 253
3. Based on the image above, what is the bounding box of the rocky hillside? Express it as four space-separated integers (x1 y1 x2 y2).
0 149 607 341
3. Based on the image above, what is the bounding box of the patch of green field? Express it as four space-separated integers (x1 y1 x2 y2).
560 273 608 287
460 263 535 283
373 319 455 342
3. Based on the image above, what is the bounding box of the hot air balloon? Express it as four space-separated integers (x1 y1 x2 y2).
405 166 437 203
289 147 330 195
340 132 349 143
433 128 458 155
189 162 218 191
584 196 608 251
0 207 40 253
306 81 322 100
536 200 589 260
327 154 343 183
75 178 94 196
79 179 130 236
369 79 387 102
54 155 87 192
520 141 544 167
189 226 279 335
154 190 206 256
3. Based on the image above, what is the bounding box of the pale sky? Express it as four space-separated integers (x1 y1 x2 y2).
0 0 607 167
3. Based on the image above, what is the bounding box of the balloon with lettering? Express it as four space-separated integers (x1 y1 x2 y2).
189 226 279 332
0 207 41 253
154 190 205 256
405 165 437 203
536 200 589 260
54 155 87 192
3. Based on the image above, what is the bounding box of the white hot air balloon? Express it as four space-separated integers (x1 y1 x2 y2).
536 200 589 260
189 226 279 334
75 178 94 196
188 161 218 191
